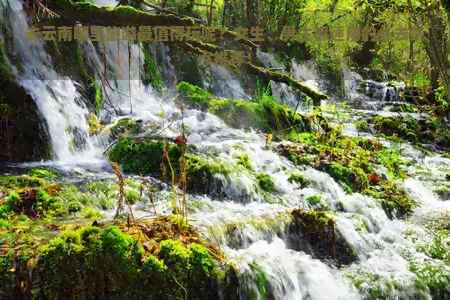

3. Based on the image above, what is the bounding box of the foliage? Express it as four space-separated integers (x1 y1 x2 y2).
369 114 450 149
256 173 276 193
279 130 415 218
410 260 450 299
177 81 319 134
108 138 182 175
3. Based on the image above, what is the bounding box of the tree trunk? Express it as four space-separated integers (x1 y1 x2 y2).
209 0 215 24
42 0 329 104
423 3 450 100
246 0 259 27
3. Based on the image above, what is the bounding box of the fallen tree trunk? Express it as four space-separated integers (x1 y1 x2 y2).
178 41 327 104
43 1 328 104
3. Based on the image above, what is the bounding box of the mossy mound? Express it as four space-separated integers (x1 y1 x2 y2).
344 268 407 299
410 261 450 299
0 172 136 220
108 138 182 176
287 171 310 188
108 137 234 195
0 220 230 299
276 132 416 219
177 81 319 133
287 208 358 266
102 117 144 140
256 173 275 193
369 114 450 150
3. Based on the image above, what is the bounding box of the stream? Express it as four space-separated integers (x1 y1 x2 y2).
2 0 450 299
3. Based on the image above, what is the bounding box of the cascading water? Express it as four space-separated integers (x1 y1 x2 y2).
3 1 450 299
1 0 100 164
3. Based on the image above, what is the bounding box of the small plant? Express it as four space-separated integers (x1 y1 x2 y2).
112 162 134 222
354 119 369 133
288 172 310 188
87 113 103 135
306 194 322 206
125 189 140 205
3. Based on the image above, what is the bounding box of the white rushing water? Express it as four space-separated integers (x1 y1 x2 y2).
3 1 450 299
2 0 102 163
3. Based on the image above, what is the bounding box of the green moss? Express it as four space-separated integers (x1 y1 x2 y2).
288 171 310 188
417 230 450 262
125 189 140 205
177 81 212 107
108 137 237 194
108 138 181 175
0 174 45 189
142 43 163 91
435 184 450 198
410 261 450 299
288 130 316 144
0 218 228 298
388 103 419 113
187 154 234 194
368 114 450 148
289 209 357 265
237 154 253 171
27 168 59 180
209 98 232 114
177 82 316 133
321 161 367 193
81 207 102 219
345 269 402 299
105 117 142 138
306 194 322 206
33 188 63 216
364 182 416 219
279 131 414 218
354 119 369 132
256 173 275 193
81 181 117 195
250 261 270 300
36 225 143 299
374 147 406 179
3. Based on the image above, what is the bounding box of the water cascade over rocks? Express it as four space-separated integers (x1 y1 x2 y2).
2 1 450 299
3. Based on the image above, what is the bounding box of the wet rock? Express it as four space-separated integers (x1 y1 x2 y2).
0 79 52 162
286 209 358 266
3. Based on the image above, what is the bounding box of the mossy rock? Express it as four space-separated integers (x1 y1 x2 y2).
256 173 275 193
287 209 358 266
345 268 405 299
108 137 234 194
176 82 318 133
364 182 416 219
0 174 45 190
0 223 228 299
108 137 182 176
186 154 233 194
411 261 450 299
319 161 368 193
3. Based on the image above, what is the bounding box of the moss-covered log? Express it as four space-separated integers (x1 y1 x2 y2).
41 1 329 104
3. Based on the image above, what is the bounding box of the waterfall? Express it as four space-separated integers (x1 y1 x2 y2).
1 0 101 164
2 1 450 299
